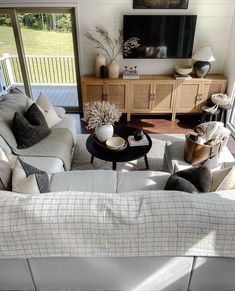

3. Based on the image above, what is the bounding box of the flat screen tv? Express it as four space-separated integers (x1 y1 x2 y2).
123 15 197 59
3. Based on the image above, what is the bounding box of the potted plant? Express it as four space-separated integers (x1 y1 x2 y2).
83 101 122 142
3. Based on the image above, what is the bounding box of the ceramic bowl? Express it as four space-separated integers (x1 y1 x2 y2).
106 137 125 150
175 65 193 76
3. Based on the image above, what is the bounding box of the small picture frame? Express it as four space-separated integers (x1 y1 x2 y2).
133 0 189 9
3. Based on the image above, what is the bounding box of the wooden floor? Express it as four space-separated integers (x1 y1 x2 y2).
18 85 78 107
69 113 235 156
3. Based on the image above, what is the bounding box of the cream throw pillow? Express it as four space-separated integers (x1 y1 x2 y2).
36 92 62 128
27 93 62 128
210 166 235 192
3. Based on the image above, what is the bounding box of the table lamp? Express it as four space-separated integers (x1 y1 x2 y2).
192 47 215 78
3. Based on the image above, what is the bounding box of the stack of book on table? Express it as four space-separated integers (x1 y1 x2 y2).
128 135 149 147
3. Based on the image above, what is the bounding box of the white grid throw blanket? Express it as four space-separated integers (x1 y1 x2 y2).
1 190 235 259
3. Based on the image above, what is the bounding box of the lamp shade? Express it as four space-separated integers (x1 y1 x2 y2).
192 47 215 62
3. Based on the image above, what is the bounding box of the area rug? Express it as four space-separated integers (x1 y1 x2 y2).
72 133 185 171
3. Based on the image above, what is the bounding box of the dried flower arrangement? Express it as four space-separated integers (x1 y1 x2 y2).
83 101 122 129
84 26 140 61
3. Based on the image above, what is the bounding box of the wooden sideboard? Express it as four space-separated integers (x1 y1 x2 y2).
81 75 227 121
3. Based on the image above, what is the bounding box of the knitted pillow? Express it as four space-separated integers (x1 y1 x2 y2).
13 103 51 149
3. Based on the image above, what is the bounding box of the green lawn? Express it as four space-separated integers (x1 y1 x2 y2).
0 26 74 56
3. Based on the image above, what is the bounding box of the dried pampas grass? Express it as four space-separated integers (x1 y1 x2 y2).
83 101 122 129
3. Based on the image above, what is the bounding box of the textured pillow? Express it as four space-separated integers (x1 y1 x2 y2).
13 103 51 149
36 92 62 128
165 159 212 193
12 158 50 194
0 160 13 191
211 166 235 192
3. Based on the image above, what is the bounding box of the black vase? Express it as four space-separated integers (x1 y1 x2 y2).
194 61 211 78
100 65 108 78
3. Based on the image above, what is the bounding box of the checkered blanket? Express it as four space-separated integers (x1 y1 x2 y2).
0 190 235 258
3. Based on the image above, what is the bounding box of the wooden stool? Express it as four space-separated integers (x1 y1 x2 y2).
218 104 232 125
201 106 220 123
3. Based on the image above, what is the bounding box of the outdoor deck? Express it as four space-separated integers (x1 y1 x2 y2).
18 84 78 107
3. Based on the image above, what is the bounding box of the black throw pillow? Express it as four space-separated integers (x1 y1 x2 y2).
164 159 212 193
13 103 51 149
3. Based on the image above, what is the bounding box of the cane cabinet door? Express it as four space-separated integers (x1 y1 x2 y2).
130 82 153 112
105 82 128 111
82 81 105 103
176 81 203 113
151 81 175 113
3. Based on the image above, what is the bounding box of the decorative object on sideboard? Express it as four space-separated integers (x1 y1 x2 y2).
175 65 192 76
108 60 119 79
133 0 189 9
100 65 108 78
85 26 140 79
95 54 105 78
174 65 192 80
192 47 215 78
123 66 139 79
82 101 122 142
85 27 122 79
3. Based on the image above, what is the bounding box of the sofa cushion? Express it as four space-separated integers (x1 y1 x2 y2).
12 159 50 194
36 92 62 128
117 171 170 192
50 170 117 193
13 103 51 149
164 159 212 193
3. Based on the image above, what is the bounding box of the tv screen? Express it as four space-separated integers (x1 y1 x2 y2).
123 15 197 59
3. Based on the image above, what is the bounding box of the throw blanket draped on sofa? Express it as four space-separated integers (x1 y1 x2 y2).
0 190 235 259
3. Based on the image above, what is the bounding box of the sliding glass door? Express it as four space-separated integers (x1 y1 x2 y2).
0 8 81 111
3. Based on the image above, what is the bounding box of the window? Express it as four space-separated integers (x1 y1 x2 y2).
0 8 82 112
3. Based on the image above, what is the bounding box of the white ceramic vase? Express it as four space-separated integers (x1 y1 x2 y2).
108 60 119 78
95 54 106 77
95 124 114 142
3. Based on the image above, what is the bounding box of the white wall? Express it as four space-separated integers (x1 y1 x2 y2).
0 0 234 77
78 0 235 76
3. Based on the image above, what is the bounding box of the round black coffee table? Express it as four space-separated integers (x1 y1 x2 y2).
86 126 152 170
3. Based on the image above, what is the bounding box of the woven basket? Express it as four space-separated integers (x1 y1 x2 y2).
211 93 230 106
